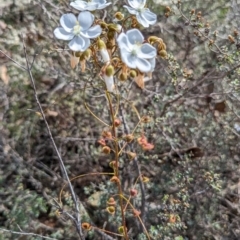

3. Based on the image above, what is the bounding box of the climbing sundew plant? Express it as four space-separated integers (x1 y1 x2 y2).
2 0 240 239
51 0 167 239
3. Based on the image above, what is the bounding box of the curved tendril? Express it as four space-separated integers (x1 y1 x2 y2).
83 82 110 127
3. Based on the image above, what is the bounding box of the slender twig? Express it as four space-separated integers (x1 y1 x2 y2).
20 34 84 240
0 228 57 240
0 50 26 70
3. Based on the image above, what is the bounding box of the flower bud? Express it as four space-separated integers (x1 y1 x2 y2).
114 119 121 127
102 130 112 139
165 6 171 12
129 70 137 78
106 206 115 215
100 21 108 29
118 226 125 234
103 65 115 91
118 72 128 81
107 197 116 206
190 9 195 15
98 40 110 63
110 176 120 183
82 48 92 60
130 188 138 197
158 50 168 58
148 36 159 43
98 39 107 50
109 160 118 168
102 146 111 154
114 12 124 21
105 64 115 77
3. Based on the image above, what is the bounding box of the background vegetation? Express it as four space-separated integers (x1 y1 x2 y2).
0 0 240 239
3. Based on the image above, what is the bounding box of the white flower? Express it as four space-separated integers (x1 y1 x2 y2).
54 11 102 52
117 28 156 73
100 48 110 63
70 0 111 11
103 75 115 92
124 0 157 27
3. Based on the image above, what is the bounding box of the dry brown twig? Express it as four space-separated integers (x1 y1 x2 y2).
20 34 85 240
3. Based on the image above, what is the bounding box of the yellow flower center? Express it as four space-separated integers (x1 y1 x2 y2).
73 23 81 35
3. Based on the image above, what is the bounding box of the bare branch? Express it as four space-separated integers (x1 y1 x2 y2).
0 228 57 240
0 50 26 71
20 34 84 240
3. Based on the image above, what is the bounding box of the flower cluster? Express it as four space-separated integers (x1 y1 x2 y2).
53 0 166 91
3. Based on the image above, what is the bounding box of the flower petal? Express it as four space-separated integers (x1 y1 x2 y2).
97 2 112 9
128 0 146 9
120 48 137 69
54 27 74 40
136 13 149 27
68 36 90 52
77 11 94 30
123 5 138 15
136 58 151 72
126 29 144 45
70 1 93 11
138 43 156 59
81 25 102 38
103 75 115 92
141 9 157 25
100 48 110 63
117 33 130 50
148 57 156 72
60 13 77 32
85 2 99 11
